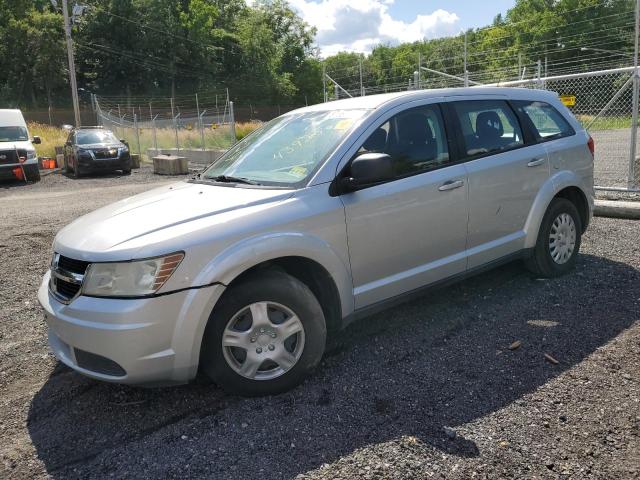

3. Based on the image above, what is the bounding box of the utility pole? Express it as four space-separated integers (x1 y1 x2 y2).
62 0 81 127
417 52 422 89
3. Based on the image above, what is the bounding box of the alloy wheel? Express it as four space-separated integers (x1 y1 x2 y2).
548 212 576 265
221 301 305 381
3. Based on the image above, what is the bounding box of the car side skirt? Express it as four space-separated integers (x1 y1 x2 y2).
341 249 533 329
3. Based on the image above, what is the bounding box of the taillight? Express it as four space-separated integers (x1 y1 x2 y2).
587 136 594 157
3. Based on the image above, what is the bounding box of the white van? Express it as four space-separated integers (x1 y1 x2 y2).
0 109 41 182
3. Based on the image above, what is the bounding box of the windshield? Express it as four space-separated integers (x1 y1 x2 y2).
0 126 28 142
202 109 368 187
76 130 120 145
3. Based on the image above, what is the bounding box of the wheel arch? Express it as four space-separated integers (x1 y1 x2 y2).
181 233 353 378
524 171 592 249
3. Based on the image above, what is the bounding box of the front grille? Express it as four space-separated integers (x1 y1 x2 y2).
74 348 126 377
92 148 118 159
50 254 89 303
58 255 90 275
0 149 26 165
54 277 81 298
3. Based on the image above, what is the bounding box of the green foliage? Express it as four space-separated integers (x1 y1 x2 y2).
324 0 636 92
0 0 320 108
0 0 636 111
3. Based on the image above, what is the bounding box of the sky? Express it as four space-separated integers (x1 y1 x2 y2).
283 0 517 56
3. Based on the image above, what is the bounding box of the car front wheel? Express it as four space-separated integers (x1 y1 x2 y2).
525 197 582 278
200 270 326 396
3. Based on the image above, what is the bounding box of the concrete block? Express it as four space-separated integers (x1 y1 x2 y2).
153 155 189 175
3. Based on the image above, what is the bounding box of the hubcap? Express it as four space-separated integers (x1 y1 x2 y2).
549 212 576 265
221 301 305 381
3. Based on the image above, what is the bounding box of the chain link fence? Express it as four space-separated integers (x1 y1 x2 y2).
93 66 640 188
486 67 638 189
327 65 640 190
94 93 237 167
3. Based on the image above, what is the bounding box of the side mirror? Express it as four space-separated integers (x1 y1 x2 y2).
32 136 41 144
341 153 393 192
120 139 128 145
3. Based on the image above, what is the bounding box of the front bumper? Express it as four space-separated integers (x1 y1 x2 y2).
78 155 131 172
0 158 37 178
38 271 225 385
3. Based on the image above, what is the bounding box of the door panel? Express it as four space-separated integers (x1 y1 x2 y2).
342 164 468 308
464 145 548 268
448 99 550 268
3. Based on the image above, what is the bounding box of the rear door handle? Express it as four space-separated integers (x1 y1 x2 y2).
438 179 464 191
527 158 546 167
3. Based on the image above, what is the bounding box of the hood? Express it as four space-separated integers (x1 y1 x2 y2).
0 140 35 151
55 181 294 258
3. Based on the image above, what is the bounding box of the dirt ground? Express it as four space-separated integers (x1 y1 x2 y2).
0 167 639 479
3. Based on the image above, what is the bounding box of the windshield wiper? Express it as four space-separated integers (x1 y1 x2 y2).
208 175 261 185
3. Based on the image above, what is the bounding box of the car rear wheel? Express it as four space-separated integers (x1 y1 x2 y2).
200 270 326 396
525 198 582 278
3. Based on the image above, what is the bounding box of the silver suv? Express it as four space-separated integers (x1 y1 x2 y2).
39 88 594 395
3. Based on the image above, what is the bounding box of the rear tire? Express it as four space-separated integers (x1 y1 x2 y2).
200 270 326 396
525 198 582 278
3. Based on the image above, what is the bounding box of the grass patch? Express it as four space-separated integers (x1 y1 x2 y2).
28 122 67 158
576 115 632 131
24 121 262 162
235 121 262 140
109 121 262 160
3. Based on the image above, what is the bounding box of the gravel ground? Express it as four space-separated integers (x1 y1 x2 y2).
0 169 639 479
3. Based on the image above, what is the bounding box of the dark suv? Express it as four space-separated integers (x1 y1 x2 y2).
64 127 131 178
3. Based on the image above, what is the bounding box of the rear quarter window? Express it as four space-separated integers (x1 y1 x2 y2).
513 100 575 142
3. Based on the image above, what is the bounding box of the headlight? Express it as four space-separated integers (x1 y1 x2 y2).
118 146 129 155
27 150 36 160
82 252 184 297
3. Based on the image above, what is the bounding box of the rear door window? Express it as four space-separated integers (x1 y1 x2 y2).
512 100 575 141
451 100 524 159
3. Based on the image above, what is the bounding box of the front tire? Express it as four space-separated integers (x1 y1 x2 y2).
525 198 582 278
200 270 326 396
73 161 82 179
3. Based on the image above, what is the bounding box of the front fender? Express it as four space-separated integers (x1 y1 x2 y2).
197 232 354 315
174 232 354 376
523 170 592 249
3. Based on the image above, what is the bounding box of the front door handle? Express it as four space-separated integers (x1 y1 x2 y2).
527 158 546 167
438 179 464 191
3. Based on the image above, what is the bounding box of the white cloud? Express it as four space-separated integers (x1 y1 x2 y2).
286 0 460 56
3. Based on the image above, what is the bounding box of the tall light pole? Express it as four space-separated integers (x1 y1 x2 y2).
62 0 81 127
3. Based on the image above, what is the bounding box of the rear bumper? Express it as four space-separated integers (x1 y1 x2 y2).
38 270 226 385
